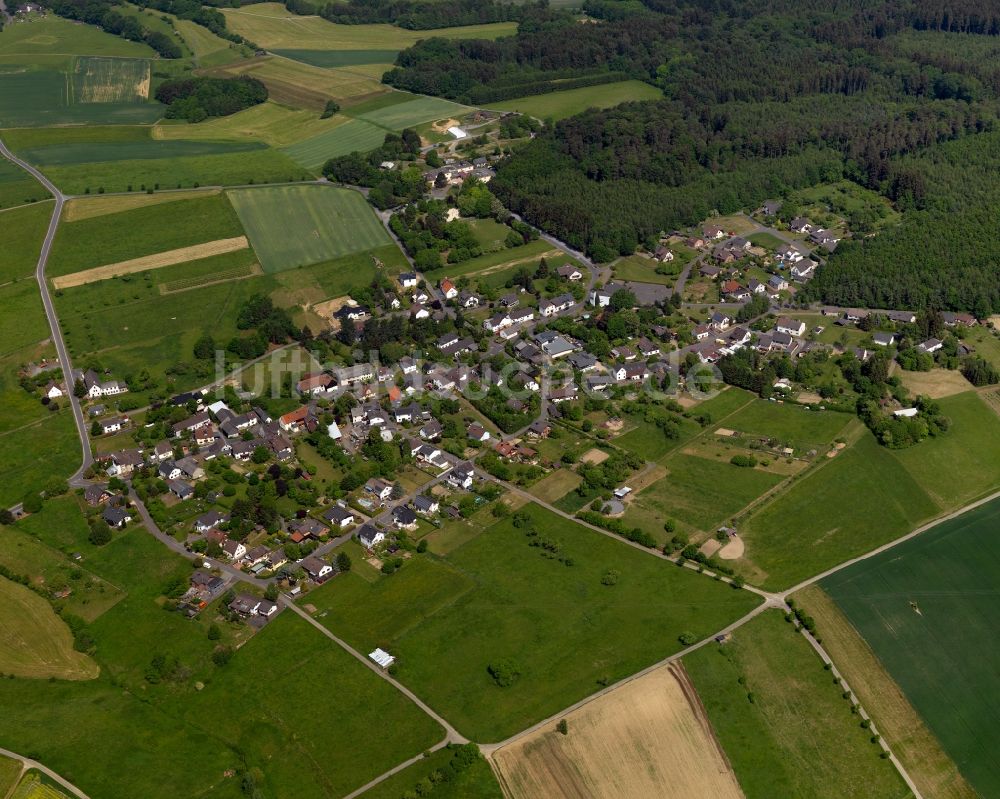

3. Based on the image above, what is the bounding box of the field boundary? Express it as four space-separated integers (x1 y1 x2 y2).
51 236 250 288
159 261 262 294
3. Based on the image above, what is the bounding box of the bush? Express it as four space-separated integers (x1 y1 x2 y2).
730 454 758 467
487 658 520 687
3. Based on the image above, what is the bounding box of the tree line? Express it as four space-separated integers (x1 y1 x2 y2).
155 76 267 122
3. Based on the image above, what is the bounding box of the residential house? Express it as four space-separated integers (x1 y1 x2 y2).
790 260 817 281
448 462 476 490
467 423 490 442
704 224 726 240
106 449 143 478
873 331 896 347
357 524 386 550
709 311 732 331
392 505 418 530
296 373 334 396
323 505 356 529
84 484 111 506
917 338 944 354
301 557 333 582
194 510 228 533
399 272 418 288
222 539 246 561
539 293 575 317
103 506 129 528
789 217 813 233
168 480 194 500
172 411 211 438
775 317 806 337
440 279 458 299
413 494 439 515
557 264 583 280
653 246 674 262
98 416 126 435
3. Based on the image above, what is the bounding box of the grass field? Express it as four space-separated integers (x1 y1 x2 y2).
304 503 759 742
724 400 853 452
228 184 391 272
355 94 469 129
222 4 517 50
49 192 245 277
527 468 582 504
16 137 268 168
747 231 785 249
685 611 912 799
0 413 81 507
362 746 503 799
890 391 1000 508
0 525 443 799
741 433 939 590
0 158 50 210
0 63 163 128
492 662 743 799
271 47 397 68
796 586 976 799
626 453 785 536
0 577 99 681
489 80 663 121
822 495 1000 798
610 253 682 286
153 101 344 148
282 117 388 169
207 53 389 110
0 15 155 58
1 201 51 283
61 188 219 222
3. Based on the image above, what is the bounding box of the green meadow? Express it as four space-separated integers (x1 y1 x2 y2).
281 118 388 170
489 79 664 121
0 526 443 799
304 503 760 742
0 158 50 209
228 184 391 272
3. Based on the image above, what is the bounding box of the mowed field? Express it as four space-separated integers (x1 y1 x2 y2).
303 503 760 741
0 577 99 681
490 79 664 121
821 495 1000 798
228 184 391 272
685 612 912 799
491 663 744 799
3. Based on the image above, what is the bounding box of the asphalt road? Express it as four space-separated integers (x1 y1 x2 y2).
0 136 92 485
0 746 93 799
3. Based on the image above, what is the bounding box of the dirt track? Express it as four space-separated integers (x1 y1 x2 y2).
490 662 745 799
52 236 250 288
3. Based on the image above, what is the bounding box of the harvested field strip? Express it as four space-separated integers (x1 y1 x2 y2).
160 261 262 293
51 236 250 288
491 662 744 799
62 189 219 222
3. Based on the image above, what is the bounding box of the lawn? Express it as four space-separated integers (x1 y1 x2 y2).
626 453 785 535
489 79 663 121
724 400 853 452
359 745 503 799
741 433 939 590
48 192 245 277
228 184 392 272
526 467 582 503
747 231 786 249
0 576 98 681
610 254 681 286
615 413 702 461
822 495 1000 799
281 118 388 169
306 503 760 741
423 239 556 279
685 611 913 799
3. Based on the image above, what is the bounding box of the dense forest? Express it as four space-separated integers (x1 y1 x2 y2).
283 0 533 29
384 0 1000 311
155 76 267 121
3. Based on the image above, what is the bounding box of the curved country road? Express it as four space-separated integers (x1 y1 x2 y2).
0 746 93 799
0 137 92 484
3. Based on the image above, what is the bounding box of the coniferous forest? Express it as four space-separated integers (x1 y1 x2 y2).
385 0 1000 313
